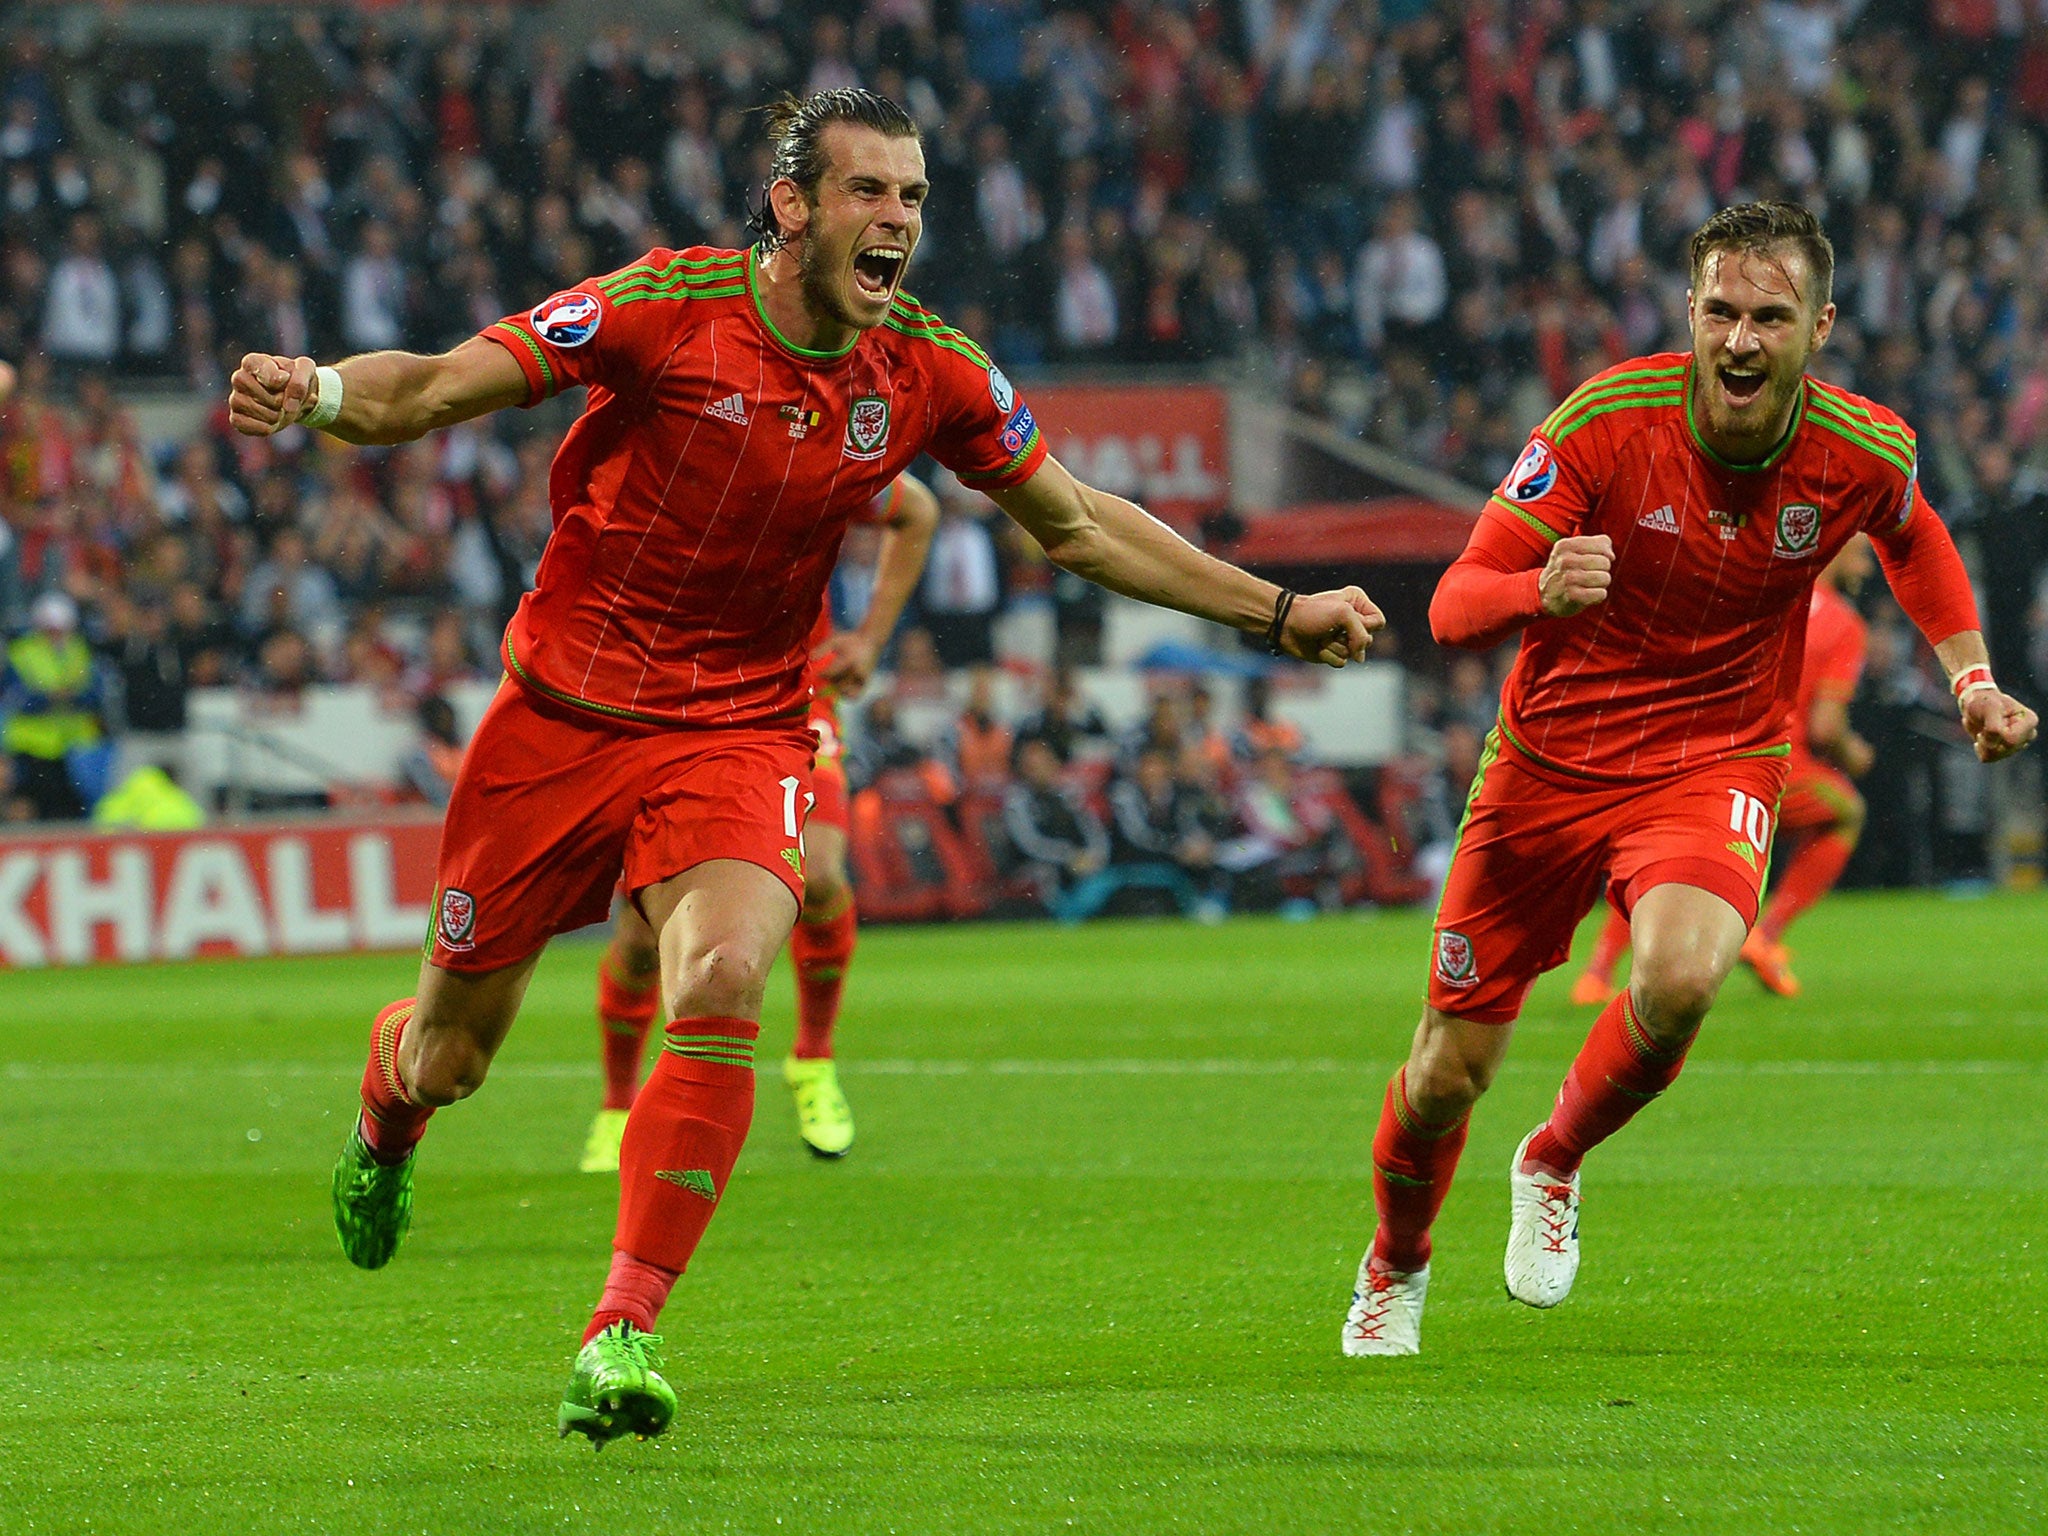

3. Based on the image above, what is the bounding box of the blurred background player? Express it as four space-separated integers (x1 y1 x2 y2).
1342 201 2037 1359
582 472 939 1170
1569 534 1879 1005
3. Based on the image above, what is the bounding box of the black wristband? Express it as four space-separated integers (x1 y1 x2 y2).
1264 587 1297 655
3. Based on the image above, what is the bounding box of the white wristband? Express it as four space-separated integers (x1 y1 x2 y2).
302 365 344 430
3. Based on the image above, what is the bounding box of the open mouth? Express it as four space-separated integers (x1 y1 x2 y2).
1718 365 1767 409
852 246 906 300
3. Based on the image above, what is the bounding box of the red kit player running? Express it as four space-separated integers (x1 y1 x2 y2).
582 472 938 1171
229 89 1382 1441
1342 201 2038 1356
1569 533 1879 1004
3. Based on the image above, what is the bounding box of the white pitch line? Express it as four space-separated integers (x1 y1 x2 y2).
3 1057 2042 1083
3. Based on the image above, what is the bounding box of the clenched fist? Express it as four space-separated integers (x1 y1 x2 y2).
1962 688 2040 764
1282 586 1386 668
1540 534 1613 618
230 353 318 437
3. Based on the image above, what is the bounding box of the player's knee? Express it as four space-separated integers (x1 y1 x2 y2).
1838 791 1867 841
401 1029 493 1106
801 864 851 920
1407 1021 1502 1115
666 938 773 1020
1629 960 1721 1042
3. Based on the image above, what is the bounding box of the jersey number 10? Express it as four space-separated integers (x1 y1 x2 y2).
1726 789 1773 849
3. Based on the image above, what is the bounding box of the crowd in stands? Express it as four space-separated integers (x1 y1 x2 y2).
0 2 2044 877
841 666 1434 920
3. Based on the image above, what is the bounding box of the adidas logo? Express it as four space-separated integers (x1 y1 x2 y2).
655 1168 718 1200
706 392 749 424
1639 503 1678 534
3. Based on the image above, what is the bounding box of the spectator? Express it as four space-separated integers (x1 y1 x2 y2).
42 214 120 367
3 591 107 819
100 592 190 774
919 495 1003 668
399 694 467 806
1017 667 1110 763
950 666 1013 790
1236 674 1304 759
1351 195 1446 358
1002 736 1111 920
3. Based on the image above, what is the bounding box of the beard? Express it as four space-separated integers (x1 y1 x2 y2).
797 232 865 332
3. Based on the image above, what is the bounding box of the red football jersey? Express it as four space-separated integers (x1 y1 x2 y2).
1789 580 1868 768
1484 352 1920 780
807 479 903 655
483 248 1045 727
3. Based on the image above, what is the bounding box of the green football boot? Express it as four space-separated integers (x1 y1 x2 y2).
579 1107 629 1173
330 1125 414 1270
783 1055 854 1158
558 1322 678 1446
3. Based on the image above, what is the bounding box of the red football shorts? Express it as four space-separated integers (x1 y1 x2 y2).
428 682 814 971
1428 733 1788 1023
808 693 848 833
1777 759 1860 834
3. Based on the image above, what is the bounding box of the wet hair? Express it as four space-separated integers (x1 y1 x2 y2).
1689 200 1835 310
746 89 920 252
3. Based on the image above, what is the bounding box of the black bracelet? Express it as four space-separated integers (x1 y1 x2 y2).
1264 587 1297 655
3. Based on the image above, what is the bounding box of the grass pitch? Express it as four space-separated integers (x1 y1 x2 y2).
1 892 2043 1534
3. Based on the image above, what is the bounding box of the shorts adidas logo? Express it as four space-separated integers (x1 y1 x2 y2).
706 391 749 425
1639 503 1678 534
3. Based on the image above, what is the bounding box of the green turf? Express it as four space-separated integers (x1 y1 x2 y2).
1 892 2044 1534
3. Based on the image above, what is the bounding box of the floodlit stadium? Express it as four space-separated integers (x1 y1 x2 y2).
1 3 2044 1531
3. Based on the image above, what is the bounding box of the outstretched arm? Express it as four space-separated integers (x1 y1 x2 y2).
816 473 942 697
228 337 530 446
1871 492 2038 762
990 455 1383 667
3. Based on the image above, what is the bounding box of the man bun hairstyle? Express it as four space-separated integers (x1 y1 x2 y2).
1689 200 1835 310
747 88 920 252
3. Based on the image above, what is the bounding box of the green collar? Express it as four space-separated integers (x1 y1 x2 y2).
1684 358 1806 474
748 248 859 361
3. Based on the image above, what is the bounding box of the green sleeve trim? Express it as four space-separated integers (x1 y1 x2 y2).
1730 742 1792 759
958 425 1042 487
491 321 556 398
1489 494 1565 544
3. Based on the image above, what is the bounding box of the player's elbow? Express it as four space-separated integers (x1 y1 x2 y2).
1428 585 1488 649
1040 520 1113 580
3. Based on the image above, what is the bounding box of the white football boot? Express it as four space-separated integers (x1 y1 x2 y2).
1504 1127 1581 1308
1341 1252 1430 1356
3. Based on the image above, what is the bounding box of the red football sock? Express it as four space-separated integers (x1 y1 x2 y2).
601 1016 760 1333
597 945 661 1111
1526 990 1693 1176
584 1249 682 1342
1585 905 1631 982
357 997 433 1165
1369 1067 1471 1272
1757 830 1856 943
789 901 856 1060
